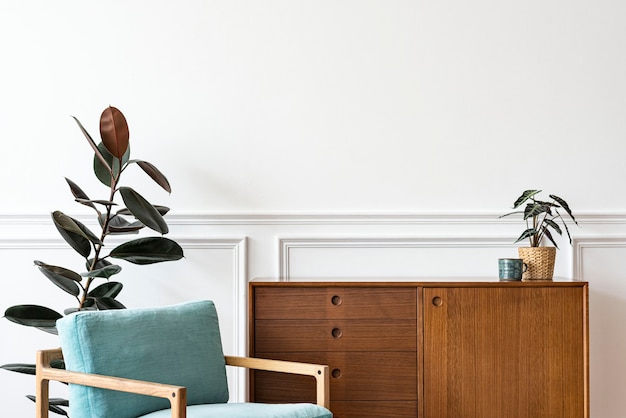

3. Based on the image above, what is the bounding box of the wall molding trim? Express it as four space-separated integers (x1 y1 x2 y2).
277 236 516 279
572 236 626 281
3 212 626 227
0 235 249 400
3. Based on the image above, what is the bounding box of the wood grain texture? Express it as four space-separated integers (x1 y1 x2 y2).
250 280 588 418
254 287 417 319
255 319 416 352
423 286 587 418
254 351 417 401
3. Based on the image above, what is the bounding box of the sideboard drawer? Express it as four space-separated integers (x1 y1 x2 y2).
255 319 417 352
254 351 417 401
254 287 417 319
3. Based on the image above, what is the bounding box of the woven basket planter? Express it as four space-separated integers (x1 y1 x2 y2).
518 247 556 280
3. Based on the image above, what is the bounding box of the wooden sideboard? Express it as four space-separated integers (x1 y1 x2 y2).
248 278 589 418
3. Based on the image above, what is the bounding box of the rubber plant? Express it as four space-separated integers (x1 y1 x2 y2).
1 106 184 416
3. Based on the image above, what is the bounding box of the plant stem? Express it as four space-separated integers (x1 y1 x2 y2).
78 170 120 308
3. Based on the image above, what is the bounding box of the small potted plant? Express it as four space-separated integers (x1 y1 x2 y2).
500 190 578 280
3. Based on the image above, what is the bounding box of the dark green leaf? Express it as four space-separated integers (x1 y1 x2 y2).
81 264 122 279
52 212 92 258
556 211 574 244
26 396 68 406
133 160 172 193
94 142 130 187
52 211 101 257
95 297 126 310
76 198 116 207
543 228 559 249
117 205 170 216
110 237 184 265
4 305 62 329
72 115 112 176
523 203 549 220
65 178 96 210
104 214 143 234
86 258 112 271
544 219 562 235
498 210 524 219
119 187 169 234
550 194 577 224
26 395 69 416
34 261 82 282
34 261 81 297
100 106 129 159
514 228 538 244
1 363 36 375
513 190 541 209
88 282 123 299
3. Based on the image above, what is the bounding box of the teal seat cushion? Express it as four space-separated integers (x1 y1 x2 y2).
56 300 229 418
139 403 332 418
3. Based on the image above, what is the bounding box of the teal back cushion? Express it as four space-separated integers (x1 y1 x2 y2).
56 300 229 418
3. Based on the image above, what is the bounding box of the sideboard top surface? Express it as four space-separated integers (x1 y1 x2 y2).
250 277 588 288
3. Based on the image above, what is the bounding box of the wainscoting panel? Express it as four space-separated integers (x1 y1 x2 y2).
2 213 626 416
0 235 247 415
574 237 626 418
278 237 517 279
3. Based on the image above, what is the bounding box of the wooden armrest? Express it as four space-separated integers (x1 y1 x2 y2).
225 355 329 409
35 349 186 418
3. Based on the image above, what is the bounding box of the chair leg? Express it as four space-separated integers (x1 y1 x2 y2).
170 387 187 418
35 376 50 418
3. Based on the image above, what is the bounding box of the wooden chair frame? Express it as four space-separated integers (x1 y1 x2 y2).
36 348 330 418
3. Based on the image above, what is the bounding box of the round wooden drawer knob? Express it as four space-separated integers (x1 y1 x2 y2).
432 296 443 307
331 328 343 338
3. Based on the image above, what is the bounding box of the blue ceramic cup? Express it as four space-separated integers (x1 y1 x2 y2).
498 258 528 281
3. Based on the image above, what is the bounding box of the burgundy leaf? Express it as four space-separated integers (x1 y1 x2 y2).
99 106 129 159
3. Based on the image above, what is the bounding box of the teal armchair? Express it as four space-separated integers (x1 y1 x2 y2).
35 300 331 418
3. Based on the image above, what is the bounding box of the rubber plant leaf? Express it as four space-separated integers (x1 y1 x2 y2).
95 297 126 310
52 211 99 258
72 115 112 175
132 160 172 193
94 142 130 187
117 205 170 216
26 396 69 416
34 261 82 282
119 187 169 234
513 190 541 208
34 260 81 297
99 106 129 159
4 305 62 329
104 214 143 234
88 282 123 299
65 178 96 210
0 363 36 375
26 396 69 406
76 198 116 207
86 257 112 271
81 264 122 279
110 237 184 265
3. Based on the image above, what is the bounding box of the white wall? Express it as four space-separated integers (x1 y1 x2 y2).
1 1 625 416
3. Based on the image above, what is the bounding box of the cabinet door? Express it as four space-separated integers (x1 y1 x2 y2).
423 286 586 418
